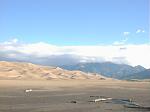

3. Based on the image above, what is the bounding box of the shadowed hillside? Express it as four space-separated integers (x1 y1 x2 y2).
123 69 150 80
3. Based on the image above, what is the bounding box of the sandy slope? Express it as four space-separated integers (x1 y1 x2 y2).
0 61 110 80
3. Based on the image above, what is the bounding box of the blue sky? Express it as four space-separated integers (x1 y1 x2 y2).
0 0 149 45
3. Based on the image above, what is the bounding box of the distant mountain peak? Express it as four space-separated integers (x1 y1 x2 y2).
134 65 145 69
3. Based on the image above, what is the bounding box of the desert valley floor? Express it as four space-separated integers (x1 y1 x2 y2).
0 80 150 112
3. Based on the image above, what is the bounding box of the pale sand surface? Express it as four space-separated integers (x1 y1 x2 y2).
0 80 150 112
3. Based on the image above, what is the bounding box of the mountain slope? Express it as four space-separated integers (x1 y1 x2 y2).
123 69 150 80
61 62 146 79
0 61 110 80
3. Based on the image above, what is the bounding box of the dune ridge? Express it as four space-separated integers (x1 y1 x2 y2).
0 61 110 80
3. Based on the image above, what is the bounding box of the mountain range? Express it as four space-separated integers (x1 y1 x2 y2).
0 61 110 80
61 62 149 79
123 69 150 80
0 61 149 80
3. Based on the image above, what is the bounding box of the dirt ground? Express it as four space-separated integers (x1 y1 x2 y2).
0 80 150 112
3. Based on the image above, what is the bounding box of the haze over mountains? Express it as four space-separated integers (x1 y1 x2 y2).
0 61 109 80
61 62 150 80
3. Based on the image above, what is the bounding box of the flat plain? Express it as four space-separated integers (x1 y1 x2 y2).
0 80 150 112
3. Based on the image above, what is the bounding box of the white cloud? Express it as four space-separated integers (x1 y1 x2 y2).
113 41 125 46
136 29 145 33
136 29 141 33
3 38 18 45
113 38 128 46
0 39 150 68
12 38 18 43
123 32 130 36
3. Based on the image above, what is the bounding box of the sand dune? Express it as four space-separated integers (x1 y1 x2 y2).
0 61 110 80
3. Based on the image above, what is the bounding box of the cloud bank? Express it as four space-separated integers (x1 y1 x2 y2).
0 39 150 68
